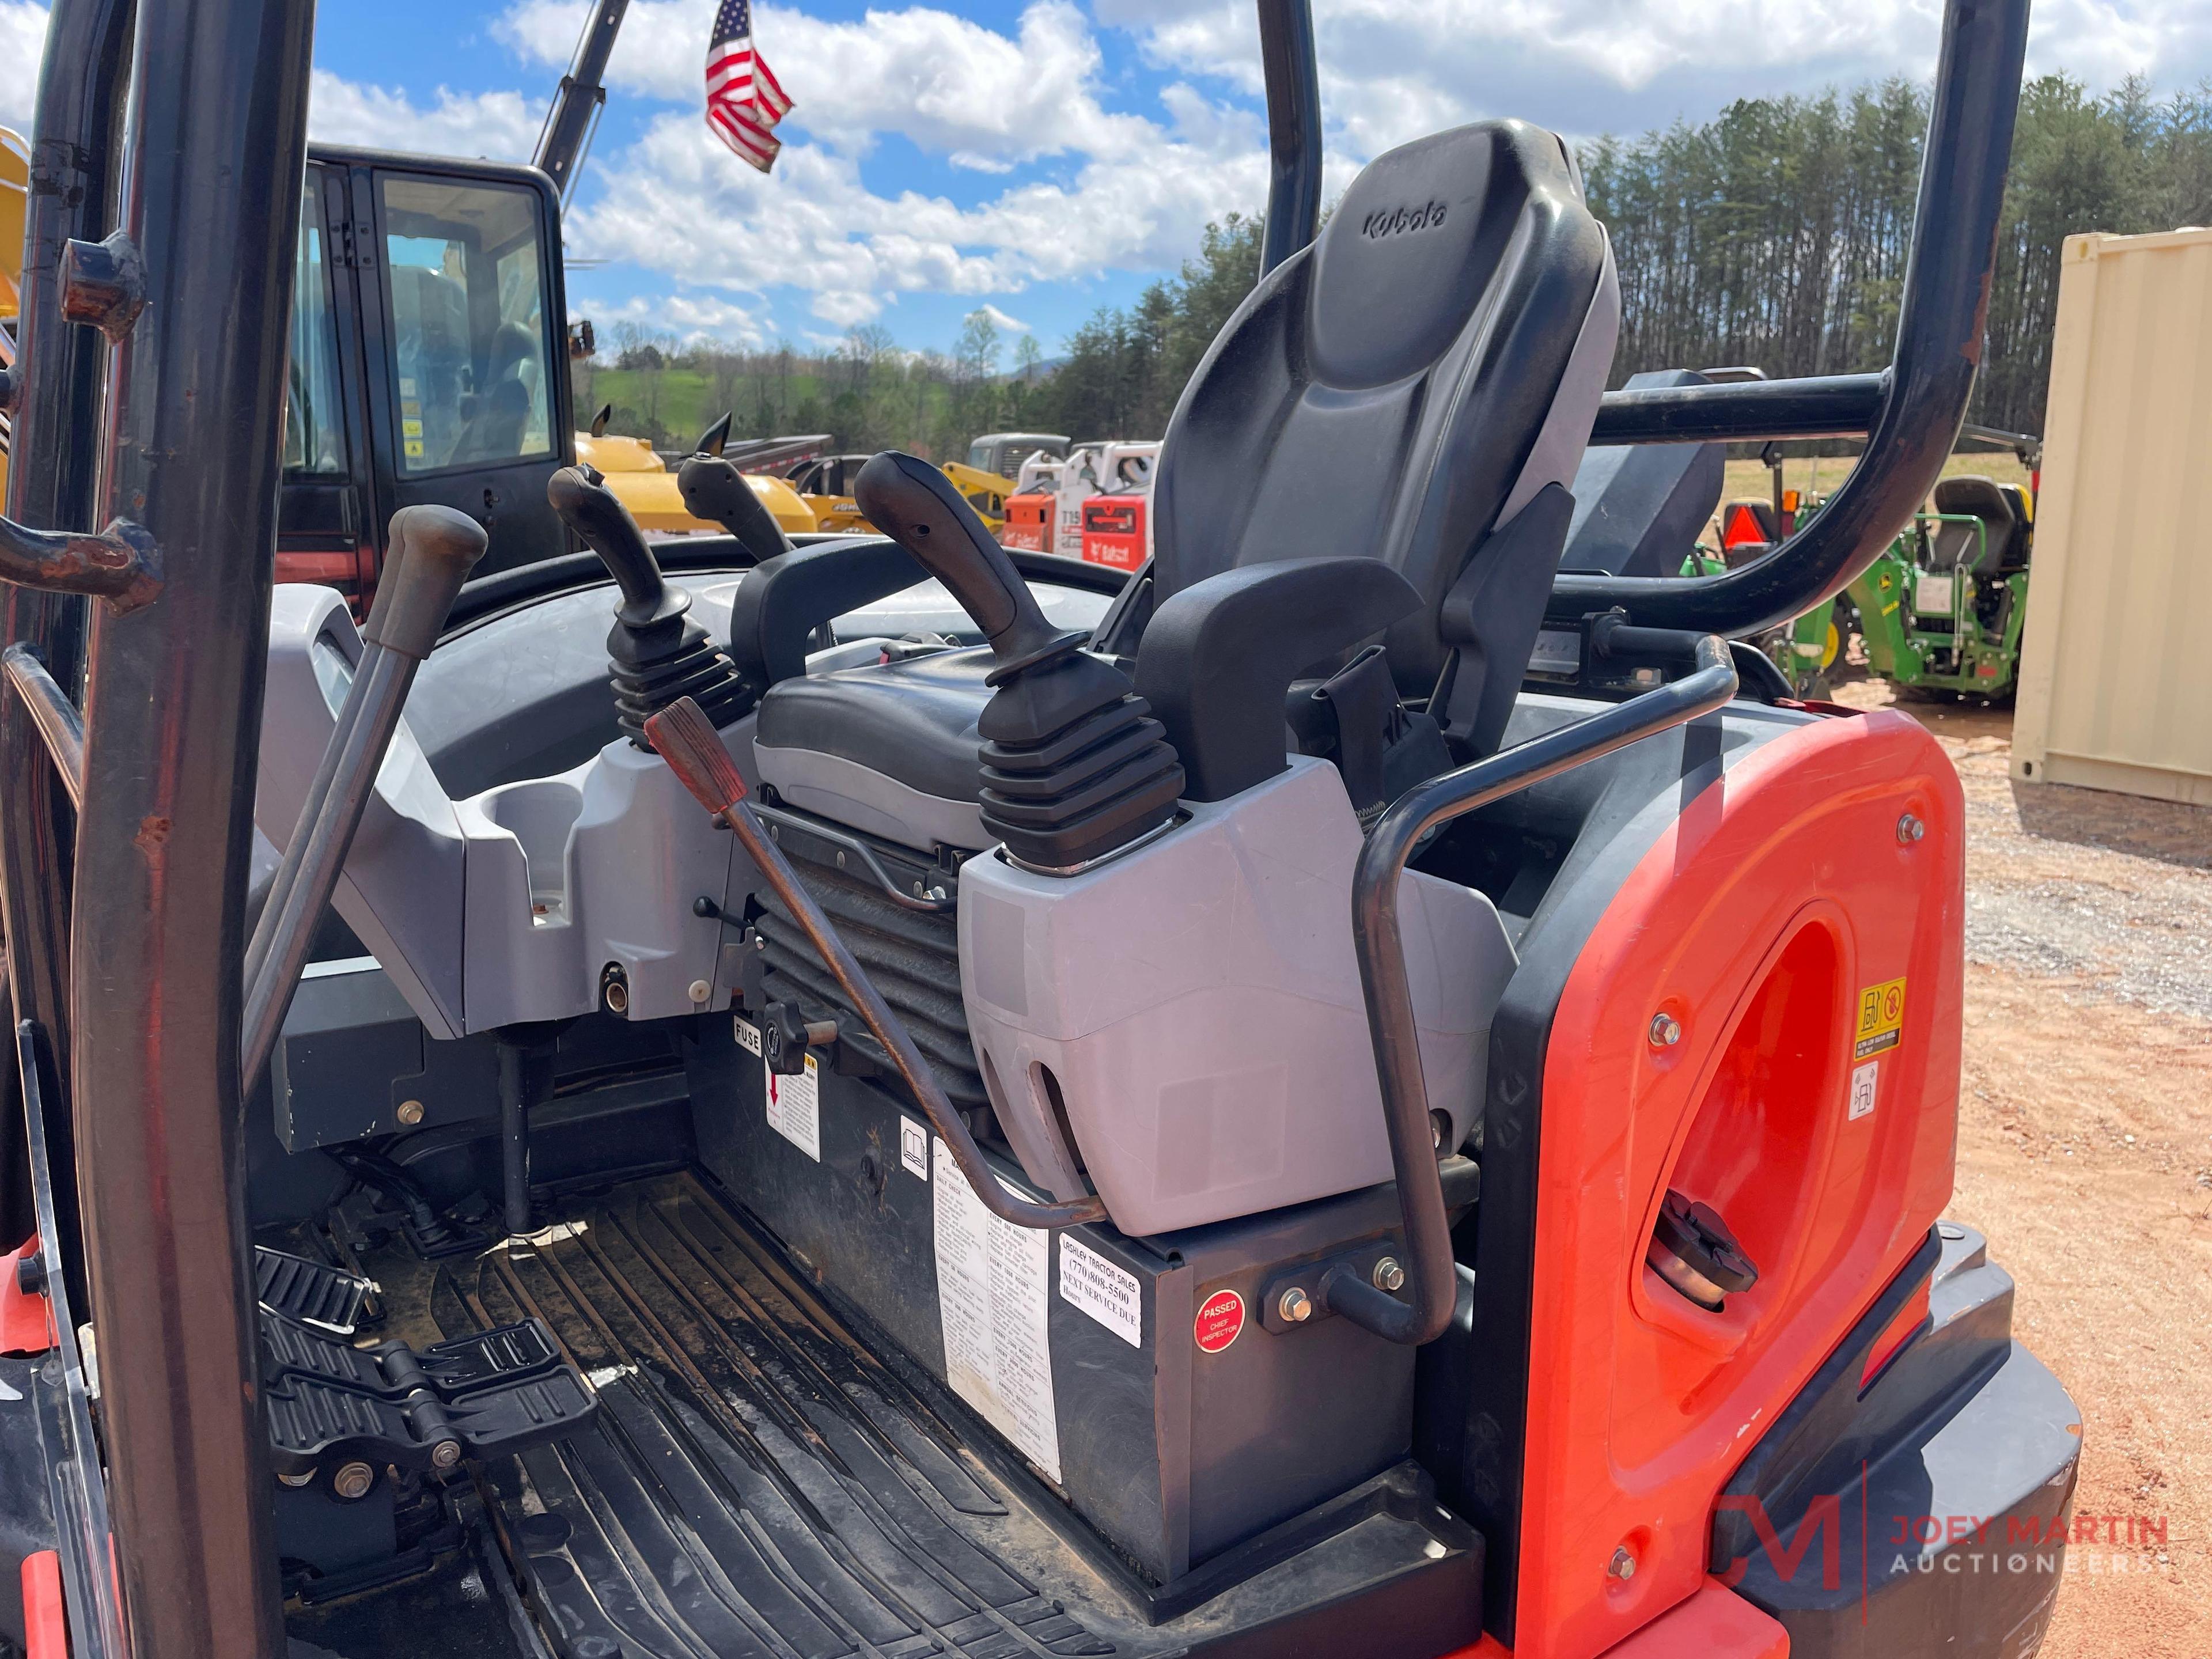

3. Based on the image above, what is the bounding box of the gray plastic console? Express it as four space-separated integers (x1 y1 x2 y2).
959 755 1516 1235
259 585 757 1036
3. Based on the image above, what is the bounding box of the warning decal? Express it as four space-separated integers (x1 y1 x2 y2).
932 1138 1062 1484
1194 1289 1244 1354
736 1017 820 1161
1854 977 1907 1060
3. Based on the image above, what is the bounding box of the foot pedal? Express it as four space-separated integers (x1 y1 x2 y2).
261 1311 596 1479
255 1246 377 1334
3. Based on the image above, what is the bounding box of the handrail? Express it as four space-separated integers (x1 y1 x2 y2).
1590 372 1887 446
1333 633 1740 1344
1549 0 2029 637
1 646 85 808
1256 0 1322 278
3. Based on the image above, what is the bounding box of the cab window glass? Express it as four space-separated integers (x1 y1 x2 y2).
379 175 552 475
284 185 345 475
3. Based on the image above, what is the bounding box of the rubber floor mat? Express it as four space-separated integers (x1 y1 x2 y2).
438 1172 1482 1659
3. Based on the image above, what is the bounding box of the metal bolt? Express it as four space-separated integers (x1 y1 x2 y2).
332 1461 376 1501
275 1469 315 1488
688 979 711 1004
1278 1286 1312 1324
1608 1546 1637 1581
430 1439 463 1470
835 849 847 870
395 1099 425 1127
1372 1257 1405 1293
1649 1012 1682 1048
1896 813 1925 844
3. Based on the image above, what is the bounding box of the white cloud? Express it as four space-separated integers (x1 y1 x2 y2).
1100 0 2212 153
0 2 47 134
306 70 541 161
979 304 1029 333
573 288 770 346
560 97 1265 325
499 0 1157 168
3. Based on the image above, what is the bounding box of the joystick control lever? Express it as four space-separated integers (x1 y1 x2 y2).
854 450 1183 872
853 451 1074 675
548 464 747 740
676 412 790 565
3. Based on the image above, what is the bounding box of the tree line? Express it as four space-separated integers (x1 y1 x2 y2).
577 73 2212 461
1033 73 2212 446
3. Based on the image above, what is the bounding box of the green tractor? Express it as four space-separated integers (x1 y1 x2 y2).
1722 429 2040 700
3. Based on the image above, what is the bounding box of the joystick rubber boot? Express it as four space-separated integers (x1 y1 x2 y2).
853 450 1183 870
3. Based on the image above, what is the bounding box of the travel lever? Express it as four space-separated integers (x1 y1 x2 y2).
242 505 488 1086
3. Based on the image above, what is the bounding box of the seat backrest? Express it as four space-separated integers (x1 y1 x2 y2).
1562 369 1726 578
1150 119 1618 694
1930 474 2016 573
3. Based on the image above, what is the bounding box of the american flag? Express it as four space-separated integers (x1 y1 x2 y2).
706 0 792 174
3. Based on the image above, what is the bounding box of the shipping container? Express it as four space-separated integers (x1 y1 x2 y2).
2013 227 2212 806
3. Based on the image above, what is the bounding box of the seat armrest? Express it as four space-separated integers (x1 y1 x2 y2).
1135 558 1421 801
727 536 926 692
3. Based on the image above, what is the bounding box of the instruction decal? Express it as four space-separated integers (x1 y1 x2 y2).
1194 1289 1244 1354
1849 1059 1880 1121
736 1017 820 1161
900 1116 929 1181
933 1138 1062 1483
1060 1237 1142 1348
1854 977 1907 1060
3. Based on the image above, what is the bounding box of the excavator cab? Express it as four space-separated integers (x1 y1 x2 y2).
0 2 2081 1658
278 147 575 596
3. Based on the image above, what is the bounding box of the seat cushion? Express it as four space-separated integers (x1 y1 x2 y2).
754 647 996 851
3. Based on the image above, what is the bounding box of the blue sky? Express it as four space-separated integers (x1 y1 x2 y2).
5 0 2206 361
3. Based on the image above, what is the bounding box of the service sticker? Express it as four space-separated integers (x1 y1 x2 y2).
1854 977 1907 1060
1194 1289 1244 1354
1849 1059 1880 1121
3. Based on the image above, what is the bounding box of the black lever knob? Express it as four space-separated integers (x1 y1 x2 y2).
853 451 1077 677
677 453 790 565
547 464 745 741
548 463 684 631
694 412 732 457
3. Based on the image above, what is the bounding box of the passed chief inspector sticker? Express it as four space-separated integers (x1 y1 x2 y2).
1194 1289 1245 1354
1854 977 1907 1060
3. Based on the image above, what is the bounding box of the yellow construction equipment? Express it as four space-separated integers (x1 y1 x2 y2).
575 426 815 537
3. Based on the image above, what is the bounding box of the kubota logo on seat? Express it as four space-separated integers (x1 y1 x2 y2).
1361 200 1448 240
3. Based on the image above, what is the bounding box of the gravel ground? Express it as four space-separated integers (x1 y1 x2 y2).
1831 675 2212 1659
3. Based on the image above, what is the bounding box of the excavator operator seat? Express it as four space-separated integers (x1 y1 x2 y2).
1151 118 1619 705
754 118 1618 852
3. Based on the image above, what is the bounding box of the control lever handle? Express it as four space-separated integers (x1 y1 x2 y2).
547 463 681 628
243 506 488 1088
645 695 1106 1232
676 453 790 564
853 450 1074 673
365 505 493 660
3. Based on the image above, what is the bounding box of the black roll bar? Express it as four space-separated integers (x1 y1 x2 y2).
1552 0 2030 636
1335 633 1740 1345
61 0 317 1650
1256 0 1321 277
